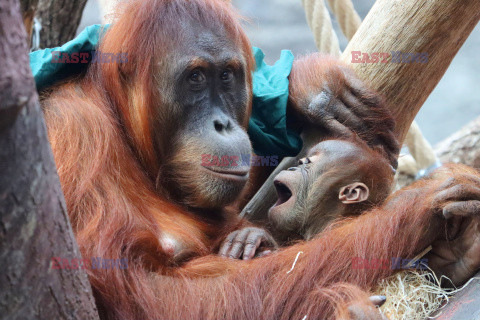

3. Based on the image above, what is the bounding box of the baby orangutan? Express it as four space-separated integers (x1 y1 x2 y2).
269 138 395 243
216 135 480 320
221 136 480 290
219 137 393 258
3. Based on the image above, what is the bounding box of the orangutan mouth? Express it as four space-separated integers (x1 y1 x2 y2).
203 166 249 181
273 180 293 206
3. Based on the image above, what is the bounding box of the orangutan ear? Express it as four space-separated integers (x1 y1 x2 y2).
338 182 369 204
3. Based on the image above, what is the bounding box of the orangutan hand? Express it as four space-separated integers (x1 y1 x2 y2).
341 295 388 320
219 227 278 260
425 169 480 286
294 62 399 168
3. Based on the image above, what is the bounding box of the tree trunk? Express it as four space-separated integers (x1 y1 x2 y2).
36 0 88 48
19 0 39 40
436 116 480 169
0 0 98 318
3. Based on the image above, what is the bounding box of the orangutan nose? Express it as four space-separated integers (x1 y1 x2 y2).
213 118 232 133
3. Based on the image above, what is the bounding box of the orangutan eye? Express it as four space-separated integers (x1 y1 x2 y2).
189 69 205 84
220 69 233 82
299 157 312 165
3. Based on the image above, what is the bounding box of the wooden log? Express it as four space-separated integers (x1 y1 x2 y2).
341 0 480 143
242 0 480 222
436 116 480 169
431 274 480 320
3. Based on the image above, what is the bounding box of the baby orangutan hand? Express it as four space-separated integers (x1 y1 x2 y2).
219 227 278 260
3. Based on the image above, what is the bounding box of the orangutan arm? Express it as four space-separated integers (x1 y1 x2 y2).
424 164 480 286
288 54 400 168
94 164 480 320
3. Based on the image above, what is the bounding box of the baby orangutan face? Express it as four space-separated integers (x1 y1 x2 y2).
268 139 395 242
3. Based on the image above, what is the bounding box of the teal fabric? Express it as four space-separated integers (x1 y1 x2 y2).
248 48 302 157
29 24 109 91
29 25 302 157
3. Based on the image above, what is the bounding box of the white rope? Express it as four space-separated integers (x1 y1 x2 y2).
326 0 361 41
301 0 341 56
397 154 418 175
401 122 440 177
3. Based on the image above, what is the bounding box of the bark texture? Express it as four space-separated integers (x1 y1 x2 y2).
436 116 480 169
19 0 39 39
36 0 88 48
0 0 98 318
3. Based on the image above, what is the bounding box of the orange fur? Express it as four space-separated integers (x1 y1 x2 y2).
40 0 254 318
39 0 451 319
289 54 400 168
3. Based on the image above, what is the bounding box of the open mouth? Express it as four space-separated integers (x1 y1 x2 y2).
203 166 249 181
273 179 293 207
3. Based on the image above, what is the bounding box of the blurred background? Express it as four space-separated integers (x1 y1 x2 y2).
78 0 480 146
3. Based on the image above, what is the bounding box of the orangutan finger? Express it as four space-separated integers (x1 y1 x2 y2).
261 232 278 249
228 228 251 259
242 231 263 260
437 174 480 190
433 184 480 206
326 101 365 134
218 231 238 257
346 304 387 320
436 177 456 190
322 117 355 139
340 88 376 120
344 76 384 119
443 200 480 219
255 250 273 258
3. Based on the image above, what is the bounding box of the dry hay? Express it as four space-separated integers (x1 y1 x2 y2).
374 268 477 320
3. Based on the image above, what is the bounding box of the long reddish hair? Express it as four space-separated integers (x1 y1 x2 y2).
41 0 254 318
95 0 254 177
39 0 440 319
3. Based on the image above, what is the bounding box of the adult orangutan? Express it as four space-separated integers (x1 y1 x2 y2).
39 0 480 319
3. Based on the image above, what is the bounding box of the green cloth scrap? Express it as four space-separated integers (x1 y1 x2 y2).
29 25 302 157
248 47 302 157
29 24 109 91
